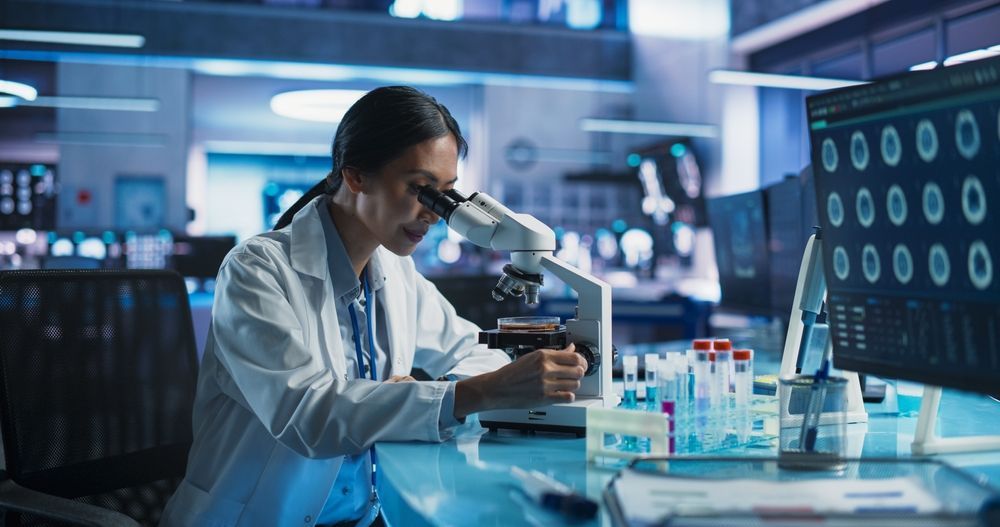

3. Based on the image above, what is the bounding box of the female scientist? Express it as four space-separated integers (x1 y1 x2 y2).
161 86 586 527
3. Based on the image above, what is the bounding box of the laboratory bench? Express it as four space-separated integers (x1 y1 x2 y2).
375 342 1000 526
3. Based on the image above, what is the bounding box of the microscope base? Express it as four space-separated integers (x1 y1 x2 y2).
480 397 615 436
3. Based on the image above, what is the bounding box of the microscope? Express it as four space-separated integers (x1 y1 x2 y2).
418 187 618 434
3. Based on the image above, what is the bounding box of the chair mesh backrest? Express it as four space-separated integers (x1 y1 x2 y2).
0 270 199 525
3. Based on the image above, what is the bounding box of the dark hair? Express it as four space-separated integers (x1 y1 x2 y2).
273 86 467 230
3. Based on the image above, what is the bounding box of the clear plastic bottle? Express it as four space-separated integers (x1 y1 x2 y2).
733 349 754 444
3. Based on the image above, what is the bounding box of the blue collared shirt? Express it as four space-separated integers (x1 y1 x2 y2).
314 199 460 525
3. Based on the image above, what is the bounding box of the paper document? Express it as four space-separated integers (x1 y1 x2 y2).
612 470 943 524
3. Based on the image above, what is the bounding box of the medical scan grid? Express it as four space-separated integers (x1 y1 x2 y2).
807 56 1000 395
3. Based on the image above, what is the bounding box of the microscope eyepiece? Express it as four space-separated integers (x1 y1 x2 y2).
416 185 462 221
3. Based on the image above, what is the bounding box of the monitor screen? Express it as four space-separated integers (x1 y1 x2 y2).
171 235 237 278
807 56 1000 395
765 170 819 316
706 190 771 314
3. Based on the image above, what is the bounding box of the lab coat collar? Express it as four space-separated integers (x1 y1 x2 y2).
319 201 388 295
289 195 331 280
290 195 389 294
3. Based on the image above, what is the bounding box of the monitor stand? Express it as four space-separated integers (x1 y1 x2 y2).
911 386 1000 455
779 231 867 427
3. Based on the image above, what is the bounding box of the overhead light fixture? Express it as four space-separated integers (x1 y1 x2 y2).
35 131 165 147
0 80 38 107
943 47 1000 66
3 96 160 111
629 0 729 39
0 29 145 48
709 70 865 91
202 140 329 157
580 118 718 138
270 89 367 123
909 61 938 71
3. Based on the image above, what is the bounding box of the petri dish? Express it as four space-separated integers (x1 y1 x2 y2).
497 316 561 332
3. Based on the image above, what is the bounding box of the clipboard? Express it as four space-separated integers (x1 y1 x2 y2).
603 456 1000 527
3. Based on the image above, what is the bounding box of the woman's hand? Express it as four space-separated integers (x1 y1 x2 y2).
387 375 416 383
453 343 586 419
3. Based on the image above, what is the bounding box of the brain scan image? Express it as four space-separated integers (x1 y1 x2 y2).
893 244 913 284
916 119 939 162
955 109 981 160
856 187 875 227
930 244 951 287
851 131 870 171
881 125 902 167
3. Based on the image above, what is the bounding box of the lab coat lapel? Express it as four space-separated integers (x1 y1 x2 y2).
288 197 348 376
378 249 408 378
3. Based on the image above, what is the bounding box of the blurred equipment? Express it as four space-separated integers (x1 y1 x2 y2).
765 170 818 315
706 190 771 315
807 55 1000 454
632 141 706 227
171 235 237 278
418 186 617 433
0 163 57 231
124 230 174 269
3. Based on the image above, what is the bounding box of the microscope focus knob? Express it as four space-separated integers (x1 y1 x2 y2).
574 342 601 377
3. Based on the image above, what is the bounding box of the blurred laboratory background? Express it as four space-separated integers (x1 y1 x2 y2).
2 0 998 354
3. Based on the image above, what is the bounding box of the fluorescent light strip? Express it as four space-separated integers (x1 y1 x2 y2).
580 118 718 138
0 29 145 48
909 61 938 71
0 80 38 101
943 48 1000 66
709 70 865 91
202 140 329 157
16 96 160 111
35 132 165 147
0 50 634 93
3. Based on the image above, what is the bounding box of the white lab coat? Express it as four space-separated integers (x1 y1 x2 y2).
161 197 509 527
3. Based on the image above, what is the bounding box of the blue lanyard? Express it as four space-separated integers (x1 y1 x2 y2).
346 271 378 488
347 274 377 381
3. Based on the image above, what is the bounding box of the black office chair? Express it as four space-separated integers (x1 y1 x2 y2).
0 270 199 526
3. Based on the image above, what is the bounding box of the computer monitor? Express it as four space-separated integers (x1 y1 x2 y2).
171 235 237 279
807 56 1000 396
765 169 820 315
706 190 772 315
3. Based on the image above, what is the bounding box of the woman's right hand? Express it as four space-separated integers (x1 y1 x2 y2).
453 343 587 419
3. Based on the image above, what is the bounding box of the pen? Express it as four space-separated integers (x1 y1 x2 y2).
799 358 830 452
510 466 598 520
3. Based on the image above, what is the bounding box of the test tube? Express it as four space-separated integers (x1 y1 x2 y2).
622 355 638 409
658 361 677 454
734 349 754 444
714 339 733 441
622 355 639 452
645 353 660 412
713 339 733 393
693 348 712 449
688 339 710 400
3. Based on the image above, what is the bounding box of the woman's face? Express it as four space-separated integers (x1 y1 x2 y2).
353 134 459 256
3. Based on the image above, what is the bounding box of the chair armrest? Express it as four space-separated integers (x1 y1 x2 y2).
0 479 140 527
